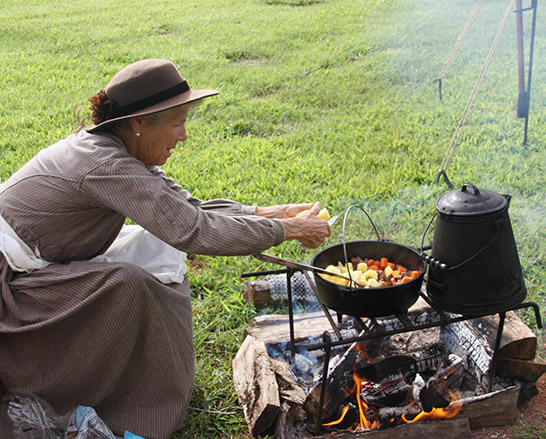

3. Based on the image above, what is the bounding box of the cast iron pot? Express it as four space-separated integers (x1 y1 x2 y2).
426 184 527 315
310 240 426 318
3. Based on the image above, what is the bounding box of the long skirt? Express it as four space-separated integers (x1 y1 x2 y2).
0 255 194 439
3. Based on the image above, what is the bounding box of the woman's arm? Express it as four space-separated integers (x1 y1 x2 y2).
257 201 331 249
254 202 315 219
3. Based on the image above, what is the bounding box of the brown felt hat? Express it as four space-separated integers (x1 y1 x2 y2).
86 59 219 132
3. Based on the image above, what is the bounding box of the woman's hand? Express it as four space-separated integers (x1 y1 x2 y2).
255 202 316 220
277 202 331 248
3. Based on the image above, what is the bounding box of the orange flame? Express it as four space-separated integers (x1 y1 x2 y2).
401 391 463 424
353 372 380 431
322 405 350 427
323 373 464 431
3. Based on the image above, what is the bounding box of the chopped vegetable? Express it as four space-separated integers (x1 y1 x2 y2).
318 255 422 289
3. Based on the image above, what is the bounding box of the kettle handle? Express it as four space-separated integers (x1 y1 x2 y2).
419 212 449 270
461 183 480 195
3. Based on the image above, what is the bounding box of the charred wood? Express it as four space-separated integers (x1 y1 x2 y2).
313 417 471 439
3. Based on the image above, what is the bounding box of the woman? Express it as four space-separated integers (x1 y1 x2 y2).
0 59 331 438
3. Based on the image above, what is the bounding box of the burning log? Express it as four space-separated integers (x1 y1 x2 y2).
440 312 543 389
361 376 413 408
377 404 423 425
233 294 542 437
421 355 465 399
303 339 359 421
318 417 471 438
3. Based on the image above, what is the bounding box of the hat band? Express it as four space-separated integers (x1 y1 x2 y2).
110 80 191 119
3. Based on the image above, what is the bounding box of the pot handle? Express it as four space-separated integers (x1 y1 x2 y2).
339 204 383 291
419 212 502 272
339 204 383 243
419 212 449 271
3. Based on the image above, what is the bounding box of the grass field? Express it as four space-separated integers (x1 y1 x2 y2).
1 0 545 437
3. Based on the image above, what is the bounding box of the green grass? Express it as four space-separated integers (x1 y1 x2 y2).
1 0 545 437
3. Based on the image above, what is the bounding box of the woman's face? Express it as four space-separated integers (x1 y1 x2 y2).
129 106 190 166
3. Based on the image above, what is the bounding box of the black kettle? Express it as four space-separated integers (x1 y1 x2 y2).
426 184 526 315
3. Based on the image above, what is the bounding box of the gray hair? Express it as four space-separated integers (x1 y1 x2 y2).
146 99 204 127
110 99 204 135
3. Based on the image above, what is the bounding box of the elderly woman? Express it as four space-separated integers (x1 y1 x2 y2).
0 59 331 438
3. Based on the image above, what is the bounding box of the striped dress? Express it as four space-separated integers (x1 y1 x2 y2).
0 130 284 438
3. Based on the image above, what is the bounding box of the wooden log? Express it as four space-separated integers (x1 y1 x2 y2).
244 296 432 345
232 335 280 436
314 417 471 439
242 282 537 365
457 385 520 429
303 341 359 420
269 357 307 405
244 310 355 345
467 311 537 360
496 355 546 382
274 400 306 439
243 280 272 306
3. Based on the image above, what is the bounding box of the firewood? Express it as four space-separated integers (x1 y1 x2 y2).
244 310 356 345
269 357 307 405
242 280 272 306
232 335 280 435
496 355 546 382
377 404 423 425
274 400 306 439
303 338 361 420
457 385 519 428
467 311 537 360
316 417 471 438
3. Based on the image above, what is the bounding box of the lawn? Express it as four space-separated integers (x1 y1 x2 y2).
1 0 545 437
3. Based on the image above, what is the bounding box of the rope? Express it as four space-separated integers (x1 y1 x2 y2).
437 0 487 81
436 0 517 183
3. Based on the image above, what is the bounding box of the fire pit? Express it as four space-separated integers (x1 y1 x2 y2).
234 273 544 438
235 187 543 437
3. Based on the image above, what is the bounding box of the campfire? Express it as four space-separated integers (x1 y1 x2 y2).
234 278 544 438
235 188 544 438
312 334 465 432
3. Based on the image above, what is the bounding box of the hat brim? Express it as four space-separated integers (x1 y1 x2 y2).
85 88 219 133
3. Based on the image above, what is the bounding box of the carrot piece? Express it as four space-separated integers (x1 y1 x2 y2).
401 276 413 283
392 269 401 276
398 266 407 273
380 257 388 269
411 270 420 278
367 259 375 267
369 265 380 271
387 262 396 270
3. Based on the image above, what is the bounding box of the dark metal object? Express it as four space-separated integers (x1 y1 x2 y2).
315 331 332 430
514 0 539 144
426 184 527 315
311 240 427 317
254 252 366 287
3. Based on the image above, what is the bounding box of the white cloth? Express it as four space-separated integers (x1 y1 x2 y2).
0 216 187 284
91 225 187 284
0 213 51 272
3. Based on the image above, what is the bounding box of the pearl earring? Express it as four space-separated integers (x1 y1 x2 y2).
135 132 141 137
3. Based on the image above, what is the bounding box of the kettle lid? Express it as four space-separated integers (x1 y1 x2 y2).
436 184 509 216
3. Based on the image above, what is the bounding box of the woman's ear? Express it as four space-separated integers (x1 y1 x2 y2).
129 117 145 134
